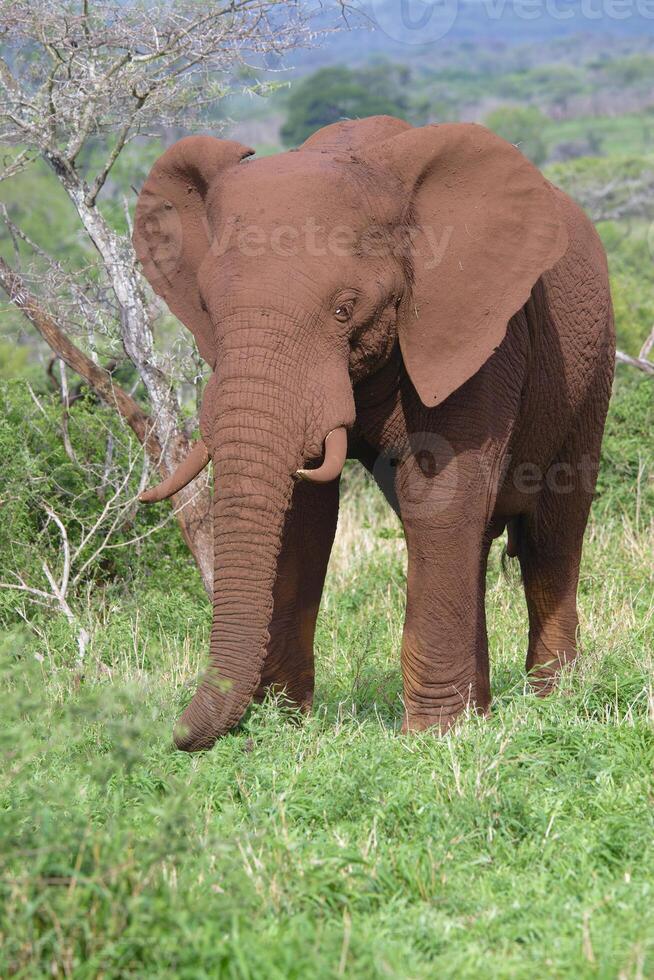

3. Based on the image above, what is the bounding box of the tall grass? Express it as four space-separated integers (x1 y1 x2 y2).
0 376 653 977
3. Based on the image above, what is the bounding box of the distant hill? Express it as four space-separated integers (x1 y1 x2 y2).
283 0 654 72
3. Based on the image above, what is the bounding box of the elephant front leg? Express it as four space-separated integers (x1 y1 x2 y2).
397 457 493 733
254 478 339 712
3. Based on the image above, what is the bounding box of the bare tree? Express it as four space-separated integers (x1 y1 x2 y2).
0 0 337 595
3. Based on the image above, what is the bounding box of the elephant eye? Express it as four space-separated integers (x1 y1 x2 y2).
333 301 354 323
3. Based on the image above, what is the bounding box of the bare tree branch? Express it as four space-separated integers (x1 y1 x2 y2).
615 349 654 376
0 503 91 668
0 257 160 455
639 325 654 362
86 107 144 207
0 256 215 592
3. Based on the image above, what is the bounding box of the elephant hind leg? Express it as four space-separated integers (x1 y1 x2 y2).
517 411 604 694
519 526 583 694
474 529 493 713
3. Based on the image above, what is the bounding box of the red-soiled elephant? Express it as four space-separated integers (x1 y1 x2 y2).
133 116 614 752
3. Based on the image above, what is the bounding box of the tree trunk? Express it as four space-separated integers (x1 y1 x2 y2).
0 258 214 595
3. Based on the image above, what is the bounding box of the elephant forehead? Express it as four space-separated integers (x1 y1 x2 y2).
208 154 378 225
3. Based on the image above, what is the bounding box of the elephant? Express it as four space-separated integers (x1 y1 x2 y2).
133 115 615 752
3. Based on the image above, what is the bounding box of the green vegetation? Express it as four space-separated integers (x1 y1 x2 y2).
280 65 417 147
596 374 654 519
544 113 654 159
598 54 654 88
0 369 652 977
598 222 654 358
275 54 654 159
484 106 549 165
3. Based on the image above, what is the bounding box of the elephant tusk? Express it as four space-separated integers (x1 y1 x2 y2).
296 427 348 484
139 440 210 503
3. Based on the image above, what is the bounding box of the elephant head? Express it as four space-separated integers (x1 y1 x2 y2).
134 116 567 751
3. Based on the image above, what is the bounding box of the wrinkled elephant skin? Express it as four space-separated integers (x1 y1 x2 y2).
133 116 615 751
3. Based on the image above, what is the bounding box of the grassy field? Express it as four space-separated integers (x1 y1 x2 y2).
1 375 653 978
544 113 654 158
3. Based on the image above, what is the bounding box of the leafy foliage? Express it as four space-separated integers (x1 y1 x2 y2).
0 380 205 665
545 155 654 223
599 221 654 356
280 64 417 147
484 106 549 166
595 375 654 519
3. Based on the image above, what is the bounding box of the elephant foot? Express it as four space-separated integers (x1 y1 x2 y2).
254 671 314 714
401 705 467 736
527 643 577 697
401 674 490 735
401 706 491 735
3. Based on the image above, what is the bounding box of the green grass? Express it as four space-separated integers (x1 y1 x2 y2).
543 113 654 158
2 444 653 977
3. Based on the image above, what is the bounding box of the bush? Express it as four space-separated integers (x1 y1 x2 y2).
596 374 654 521
280 64 412 147
484 106 549 165
0 380 207 667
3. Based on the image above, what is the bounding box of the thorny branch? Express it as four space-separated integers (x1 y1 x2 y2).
0 258 162 457
0 0 347 594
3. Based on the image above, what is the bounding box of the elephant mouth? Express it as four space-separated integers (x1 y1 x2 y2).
140 426 348 503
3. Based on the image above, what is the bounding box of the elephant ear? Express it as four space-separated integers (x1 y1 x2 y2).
299 114 411 154
360 123 568 408
133 135 254 366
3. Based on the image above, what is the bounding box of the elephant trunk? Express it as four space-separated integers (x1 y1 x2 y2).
173 367 307 752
